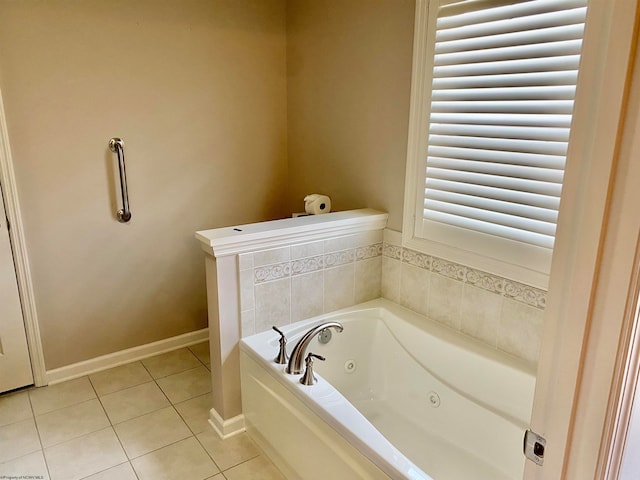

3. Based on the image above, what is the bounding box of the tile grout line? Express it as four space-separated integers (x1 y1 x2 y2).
134 357 214 471
192 428 224 475
106 371 196 473
77 461 133 480
173 351 226 475
217 451 263 475
187 344 210 369
25 387 53 480
35 397 111 450
9 347 219 480
86 375 140 480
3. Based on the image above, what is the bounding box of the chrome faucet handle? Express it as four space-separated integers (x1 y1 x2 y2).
272 326 289 364
300 352 325 386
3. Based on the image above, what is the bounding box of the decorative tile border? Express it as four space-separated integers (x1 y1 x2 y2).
324 249 355 268
384 243 547 309
254 262 290 283
382 243 402 260
504 280 547 309
465 268 505 295
291 255 324 276
402 248 431 270
431 256 466 281
356 243 383 261
252 242 383 285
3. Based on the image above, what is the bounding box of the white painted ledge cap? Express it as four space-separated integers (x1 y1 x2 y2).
195 208 388 257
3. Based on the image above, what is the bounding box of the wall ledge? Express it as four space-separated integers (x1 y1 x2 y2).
195 209 388 257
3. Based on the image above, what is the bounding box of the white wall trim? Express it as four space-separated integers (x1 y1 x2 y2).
0 88 47 387
45 328 209 385
208 408 245 439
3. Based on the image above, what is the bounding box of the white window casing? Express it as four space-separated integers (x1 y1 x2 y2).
403 0 588 289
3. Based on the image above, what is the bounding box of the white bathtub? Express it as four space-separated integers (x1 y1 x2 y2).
240 298 536 480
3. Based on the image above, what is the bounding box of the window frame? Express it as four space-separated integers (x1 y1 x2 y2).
402 0 584 289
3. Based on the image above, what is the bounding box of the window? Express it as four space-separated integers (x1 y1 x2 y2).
403 0 588 288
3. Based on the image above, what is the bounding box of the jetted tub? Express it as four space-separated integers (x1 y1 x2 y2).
240 298 536 480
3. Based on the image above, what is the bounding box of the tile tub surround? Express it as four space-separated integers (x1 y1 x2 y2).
239 234 383 336
195 209 388 438
382 230 547 365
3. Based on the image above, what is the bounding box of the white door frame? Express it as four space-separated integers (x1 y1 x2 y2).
525 0 640 478
576 20 640 477
0 89 47 387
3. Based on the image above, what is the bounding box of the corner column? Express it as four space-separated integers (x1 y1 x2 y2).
204 253 244 438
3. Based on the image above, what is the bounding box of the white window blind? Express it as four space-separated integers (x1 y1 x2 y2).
415 0 588 280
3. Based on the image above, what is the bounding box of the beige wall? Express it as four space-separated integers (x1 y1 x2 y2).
286 0 415 230
0 0 415 371
0 0 288 369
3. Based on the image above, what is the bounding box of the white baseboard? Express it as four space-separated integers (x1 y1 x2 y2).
208 408 245 439
45 328 209 385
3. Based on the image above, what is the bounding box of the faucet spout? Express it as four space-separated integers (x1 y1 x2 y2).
286 321 344 374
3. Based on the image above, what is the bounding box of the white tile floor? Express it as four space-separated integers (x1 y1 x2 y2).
0 342 286 480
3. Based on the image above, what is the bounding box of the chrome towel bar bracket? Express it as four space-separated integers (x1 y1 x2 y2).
108 137 132 223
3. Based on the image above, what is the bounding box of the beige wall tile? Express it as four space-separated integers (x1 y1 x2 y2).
254 247 291 267
355 256 382 303
241 309 256 337
427 273 463 330
255 278 291 333
324 235 356 253
291 271 324 322
239 269 255 311
399 263 430 316
291 241 324 260
460 285 503 347
381 256 401 303
324 264 355 312
499 299 545 365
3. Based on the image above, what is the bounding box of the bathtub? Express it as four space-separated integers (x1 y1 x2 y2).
240 298 536 480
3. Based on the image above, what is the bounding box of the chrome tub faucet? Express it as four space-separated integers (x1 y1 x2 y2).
286 321 344 375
